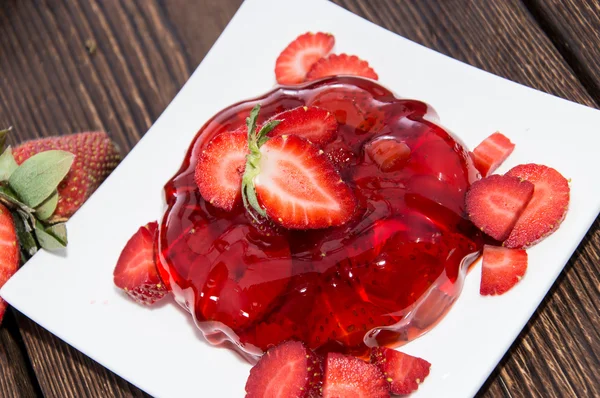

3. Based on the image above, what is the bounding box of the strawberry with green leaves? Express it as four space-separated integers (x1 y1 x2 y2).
0 129 121 321
13 132 121 219
0 130 120 257
240 105 357 229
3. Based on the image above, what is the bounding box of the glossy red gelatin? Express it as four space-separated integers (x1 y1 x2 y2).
157 76 484 362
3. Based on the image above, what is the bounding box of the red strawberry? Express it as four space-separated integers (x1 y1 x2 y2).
245 341 323 398
466 174 534 241
113 222 167 305
195 131 248 211
275 32 335 85
242 105 356 229
365 137 411 172
370 347 431 395
323 353 389 398
503 164 570 248
254 135 356 229
13 132 121 219
0 204 19 323
480 245 527 295
470 132 515 177
268 106 338 146
306 54 378 81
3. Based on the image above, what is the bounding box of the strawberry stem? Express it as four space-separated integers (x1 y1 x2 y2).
241 104 280 221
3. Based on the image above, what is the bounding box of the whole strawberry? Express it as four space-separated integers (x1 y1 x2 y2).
13 132 121 219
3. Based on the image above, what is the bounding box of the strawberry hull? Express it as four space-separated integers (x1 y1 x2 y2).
156 76 484 361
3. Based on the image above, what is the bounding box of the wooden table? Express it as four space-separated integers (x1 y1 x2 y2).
0 1 598 397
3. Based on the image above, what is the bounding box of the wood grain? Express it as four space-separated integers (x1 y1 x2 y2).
0 0 598 397
15 312 146 398
0 312 38 398
525 0 600 103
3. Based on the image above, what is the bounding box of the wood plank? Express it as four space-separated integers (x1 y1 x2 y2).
525 0 600 102
0 311 39 398
0 0 597 397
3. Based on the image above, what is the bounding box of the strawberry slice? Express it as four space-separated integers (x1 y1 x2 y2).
0 204 19 323
480 245 527 295
306 54 378 81
113 222 167 305
365 137 411 172
195 131 248 211
370 347 431 395
275 32 335 85
504 164 570 248
466 174 534 241
323 353 390 398
268 106 338 146
470 132 515 177
255 136 356 229
242 105 356 229
245 341 323 398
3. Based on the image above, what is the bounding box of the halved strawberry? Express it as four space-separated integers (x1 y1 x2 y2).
306 54 378 81
365 137 411 172
504 164 570 248
113 222 167 305
245 341 323 398
195 131 248 211
370 347 431 395
275 32 335 85
323 353 389 398
0 204 19 323
466 174 534 241
480 245 527 295
268 106 338 146
470 132 515 177
256 135 356 229
242 105 356 229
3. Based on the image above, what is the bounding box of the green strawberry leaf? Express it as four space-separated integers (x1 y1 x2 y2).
47 222 67 246
246 104 260 141
10 209 38 260
257 120 281 147
0 185 35 213
34 220 67 250
35 190 58 220
0 147 18 181
241 105 281 221
9 150 74 208
17 209 36 232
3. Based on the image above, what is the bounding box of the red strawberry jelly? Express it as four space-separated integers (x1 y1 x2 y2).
156 76 484 362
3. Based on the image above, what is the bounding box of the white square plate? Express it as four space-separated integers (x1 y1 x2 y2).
2 0 600 397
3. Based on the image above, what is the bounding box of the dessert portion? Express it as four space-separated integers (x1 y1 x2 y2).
112 32 571 396
155 75 485 360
